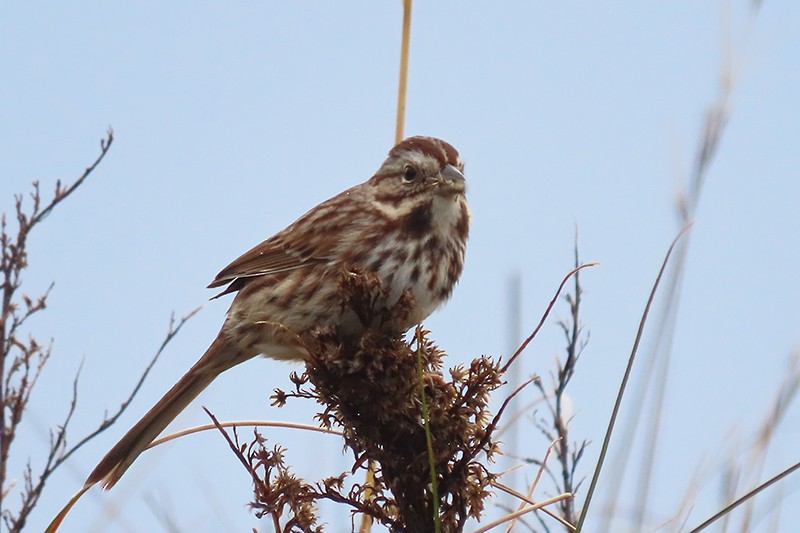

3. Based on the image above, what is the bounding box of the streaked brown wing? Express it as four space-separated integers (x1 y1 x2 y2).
207 191 354 294
207 234 323 290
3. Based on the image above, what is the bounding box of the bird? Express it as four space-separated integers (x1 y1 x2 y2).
85 135 470 492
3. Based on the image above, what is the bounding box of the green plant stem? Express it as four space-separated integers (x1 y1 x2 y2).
415 326 441 533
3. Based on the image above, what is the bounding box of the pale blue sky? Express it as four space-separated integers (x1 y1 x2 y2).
2 3 799 532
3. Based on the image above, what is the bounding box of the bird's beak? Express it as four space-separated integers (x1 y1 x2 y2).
439 164 466 194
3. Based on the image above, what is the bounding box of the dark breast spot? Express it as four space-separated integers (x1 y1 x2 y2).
456 204 470 240
368 249 393 272
410 265 421 283
427 270 439 291
424 235 440 252
402 202 433 237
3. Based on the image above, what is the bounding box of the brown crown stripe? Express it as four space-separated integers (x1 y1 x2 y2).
391 136 462 169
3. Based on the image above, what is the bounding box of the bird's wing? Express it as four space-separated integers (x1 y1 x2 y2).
207 237 321 289
207 191 356 294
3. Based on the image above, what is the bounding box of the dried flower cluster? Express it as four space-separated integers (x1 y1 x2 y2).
231 268 505 532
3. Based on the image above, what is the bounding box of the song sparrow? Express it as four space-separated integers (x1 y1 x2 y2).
86 136 470 490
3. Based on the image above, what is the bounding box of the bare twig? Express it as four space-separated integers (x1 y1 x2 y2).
31 128 114 226
503 263 598 374
531 242 590 528
89 307 202 441
204 408 269 494
56 306 203 479
42 307 203 533
1 129 114 531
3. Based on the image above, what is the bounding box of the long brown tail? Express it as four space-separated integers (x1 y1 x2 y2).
85 332 243 490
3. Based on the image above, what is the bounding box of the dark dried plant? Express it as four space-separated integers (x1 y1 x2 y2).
212 265 594 532
530 244 589 530
0 130 114 531
267 268 501 532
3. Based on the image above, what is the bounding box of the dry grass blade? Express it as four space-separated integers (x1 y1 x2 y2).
43 485 92 533
736 350 800 530
492 481 576 531
688 459 800 533
148 419 343 449
576 225 691 532
501 438 576 532
359 2 414 528
394 0 412 144
472 493 574 533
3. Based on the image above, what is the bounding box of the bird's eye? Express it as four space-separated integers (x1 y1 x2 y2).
402 165 418 183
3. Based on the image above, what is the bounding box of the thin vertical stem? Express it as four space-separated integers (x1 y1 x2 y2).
416 326 441 533
395 0 413 144
576 226 690 531
361 4 413 531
